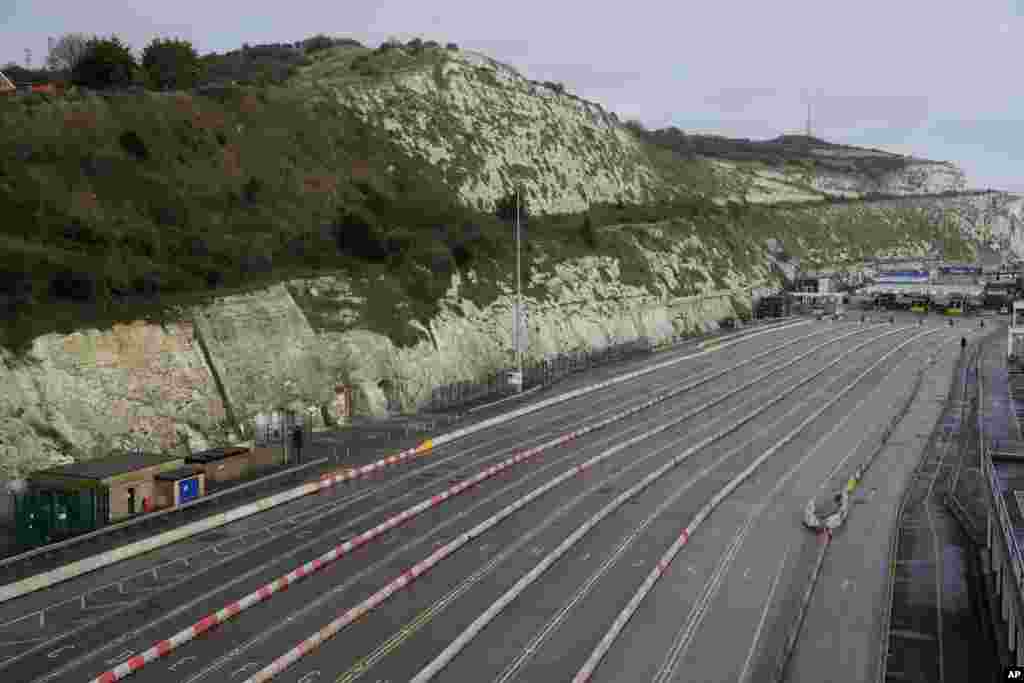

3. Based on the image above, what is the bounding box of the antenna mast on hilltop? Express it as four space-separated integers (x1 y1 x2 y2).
805 101 812 137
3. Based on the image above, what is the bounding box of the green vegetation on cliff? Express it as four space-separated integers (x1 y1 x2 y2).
0 35 980 356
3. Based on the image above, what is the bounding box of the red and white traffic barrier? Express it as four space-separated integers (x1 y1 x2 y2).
246 325 891 682
88 320 820 683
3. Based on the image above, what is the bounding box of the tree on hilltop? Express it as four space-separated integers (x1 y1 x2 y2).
72 35 138 89
142 37 203 90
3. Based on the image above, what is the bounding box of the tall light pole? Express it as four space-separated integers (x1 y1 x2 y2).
515 189 524 393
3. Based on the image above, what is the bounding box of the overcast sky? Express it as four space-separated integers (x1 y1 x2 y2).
3 0 1023 191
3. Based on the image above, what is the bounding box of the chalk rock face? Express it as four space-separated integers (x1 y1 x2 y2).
325 49 681 215
0 321 228 480
809 160 967 197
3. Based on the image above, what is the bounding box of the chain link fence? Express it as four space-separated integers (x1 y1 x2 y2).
423 336 653 413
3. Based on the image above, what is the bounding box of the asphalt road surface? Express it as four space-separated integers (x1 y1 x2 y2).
0 316 972 683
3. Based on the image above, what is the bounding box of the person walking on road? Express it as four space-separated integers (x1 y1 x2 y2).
291 424 304 463
961 336 967 352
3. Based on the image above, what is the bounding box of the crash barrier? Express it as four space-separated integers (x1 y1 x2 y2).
91 319 823 682
5 320 814 613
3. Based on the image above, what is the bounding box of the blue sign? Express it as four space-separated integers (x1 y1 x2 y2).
877 270 929 284
178 477 199 504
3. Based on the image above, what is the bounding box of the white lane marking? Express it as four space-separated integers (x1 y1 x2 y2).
0 637 48 646
494 355 856 683
743 568 750 580
0 323 803 648
106 650 134 665
414 325 892 683
738 544 791 683
842 578 853 591
169 656 198 671
79 601 135 611
232 662 259 677
651 329 947 683
0 391 623 642
58 323 817 683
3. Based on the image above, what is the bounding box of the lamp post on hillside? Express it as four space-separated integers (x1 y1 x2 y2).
515 189 524 393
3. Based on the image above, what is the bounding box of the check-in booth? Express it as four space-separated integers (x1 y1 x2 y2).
153 466 206 509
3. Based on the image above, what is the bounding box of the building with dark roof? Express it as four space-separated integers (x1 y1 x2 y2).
29 451 185 521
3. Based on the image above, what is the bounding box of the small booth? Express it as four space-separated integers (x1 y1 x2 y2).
153 466 206 509
186 445 281 483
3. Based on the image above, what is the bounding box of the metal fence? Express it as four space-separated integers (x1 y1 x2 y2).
981 440 1024 665
423 336 653 413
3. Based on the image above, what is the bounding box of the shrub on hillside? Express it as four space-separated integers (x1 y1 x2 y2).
118 130 149 161
494 189 530 224
49 269 98 302
142 37 204 90
0 271 35 314
72 36 137 89
328 206 389 260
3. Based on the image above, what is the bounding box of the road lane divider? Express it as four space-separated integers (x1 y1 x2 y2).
235 325 903 683
493 350 872 683
329 331 852 683
652 331 957 683
1 320 810 608
570 327 938 683
409 326 919 683
182 327 835 683
83 322 834 683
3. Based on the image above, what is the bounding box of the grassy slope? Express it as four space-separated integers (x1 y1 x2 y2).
0 42 977 357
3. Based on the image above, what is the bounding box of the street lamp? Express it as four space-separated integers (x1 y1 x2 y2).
515 189 524 393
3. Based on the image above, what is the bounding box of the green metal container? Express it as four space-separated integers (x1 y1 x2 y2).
14 486 108 549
